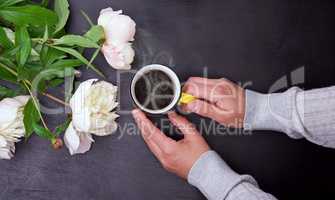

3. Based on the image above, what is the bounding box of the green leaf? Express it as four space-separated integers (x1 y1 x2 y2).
87 46 101 68
0 27 13 49
0 85 18 98
0 0 24 8
23 98 40 139
36 68 66 82
54 0 69 34
40 46 66 66
1 45 20 58
17 64 43 81
47 59 82 69
27 68 66 92
43 25 49 42
54 118 71 136
54 35 100 48
28 25 50 38
32 121 55 140
0 5 58 26
51 46 105 77
0 62 17 82
84 25 104 43
15 26 31 67
0 56 15 68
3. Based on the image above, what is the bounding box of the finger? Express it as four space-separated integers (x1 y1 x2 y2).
186 77 221 85
167 112 199 140
143 137 163 159
183 99 229 122
183 79 232 103
187 77 235 87
132 109 175 150
183 81 215 102
215 98 237 111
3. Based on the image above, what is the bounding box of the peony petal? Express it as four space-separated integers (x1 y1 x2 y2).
64 123 80 155
0 98 22 129
91 120 118 136
102 43 134 70
75 133 93 154
0 137 14 160
0 135 7 147
101 44 120 68
118 43 135 67
0 149 12 160
13 95 30 106
72 106 91 133
88 81 118 112
98 7 122 29
104 14 136 45
64 122 93 155
108 102 119 112
70 79 97 132
90 112 118 136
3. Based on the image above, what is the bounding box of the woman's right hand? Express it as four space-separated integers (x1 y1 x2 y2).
181 77 246 128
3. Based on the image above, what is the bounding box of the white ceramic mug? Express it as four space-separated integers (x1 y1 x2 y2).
131 64 181 114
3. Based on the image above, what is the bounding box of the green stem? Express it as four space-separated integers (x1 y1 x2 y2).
23 81 49 130
41 92 69 107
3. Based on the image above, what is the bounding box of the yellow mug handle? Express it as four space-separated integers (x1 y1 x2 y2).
178 92 196 105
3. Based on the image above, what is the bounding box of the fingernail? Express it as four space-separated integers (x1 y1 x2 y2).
132 109 140 115
132 109 142 120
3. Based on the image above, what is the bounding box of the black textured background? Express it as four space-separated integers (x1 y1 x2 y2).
0 0 335 199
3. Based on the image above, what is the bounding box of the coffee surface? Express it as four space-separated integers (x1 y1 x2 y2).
134 70 175 110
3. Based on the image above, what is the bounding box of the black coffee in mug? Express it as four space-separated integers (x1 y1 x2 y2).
131 64 181 114
134 70 175 110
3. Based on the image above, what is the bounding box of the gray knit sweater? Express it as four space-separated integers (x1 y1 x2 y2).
187 86 335 200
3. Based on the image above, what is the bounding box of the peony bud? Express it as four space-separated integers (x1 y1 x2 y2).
98 7 136 45
98 7 136 70
52 138 63 150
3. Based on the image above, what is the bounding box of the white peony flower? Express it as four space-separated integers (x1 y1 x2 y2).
64 79 119 155
0 95 29 159
98 7 136 70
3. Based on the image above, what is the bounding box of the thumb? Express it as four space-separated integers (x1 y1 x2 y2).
167 112 199 140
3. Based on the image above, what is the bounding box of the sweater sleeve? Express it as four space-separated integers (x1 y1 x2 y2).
188 151 277 200
244 86 335 148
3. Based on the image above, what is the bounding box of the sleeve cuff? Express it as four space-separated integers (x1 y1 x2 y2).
243 88 304 138
187 151 256 200
243 89 276 131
